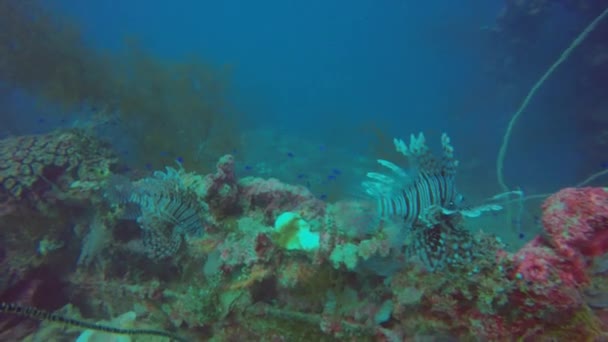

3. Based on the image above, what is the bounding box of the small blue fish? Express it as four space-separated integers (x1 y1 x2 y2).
287 152 295 158
37 118 46 124
297 173 306 179
518 233 525 240
319 194 328 200
601 161 608 169
145 163 153 170
331 168 342 175
244 165 253 171
176 156 184 164
327 175 336 181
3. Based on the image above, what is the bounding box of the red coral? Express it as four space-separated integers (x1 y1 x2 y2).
542 187 608 258
513 236 587 287
506 236 585 335
483 187 608 337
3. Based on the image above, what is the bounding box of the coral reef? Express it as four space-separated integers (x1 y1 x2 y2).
0 129 117 208
0 129 119 339
543 187 608 259
2 130 608 340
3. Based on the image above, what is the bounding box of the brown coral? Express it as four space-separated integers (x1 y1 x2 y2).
0 129 116 206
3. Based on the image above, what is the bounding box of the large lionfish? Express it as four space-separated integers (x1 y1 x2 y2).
105 167 204 260
363 132 493 271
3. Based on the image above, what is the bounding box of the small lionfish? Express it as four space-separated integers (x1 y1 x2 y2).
363 133 498 271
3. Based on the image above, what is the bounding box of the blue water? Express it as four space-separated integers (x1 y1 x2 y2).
5 0 590 196
0 0 601 244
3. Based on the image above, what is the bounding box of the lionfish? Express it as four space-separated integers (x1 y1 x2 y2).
362 132 481 271
105 167 204 260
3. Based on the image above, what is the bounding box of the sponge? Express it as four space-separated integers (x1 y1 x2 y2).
274 212 320 252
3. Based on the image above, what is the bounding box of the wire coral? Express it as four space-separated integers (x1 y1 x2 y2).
496 5 608 192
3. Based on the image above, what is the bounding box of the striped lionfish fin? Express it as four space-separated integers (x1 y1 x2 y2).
154 191 202 236
104 172 203 259
113 178 203 237
365 171 457 226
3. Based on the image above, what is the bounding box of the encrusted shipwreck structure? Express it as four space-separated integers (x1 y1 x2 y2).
1 129 607 341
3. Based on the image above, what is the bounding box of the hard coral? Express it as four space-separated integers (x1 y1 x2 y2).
0 129 116 206
542 187 608 258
